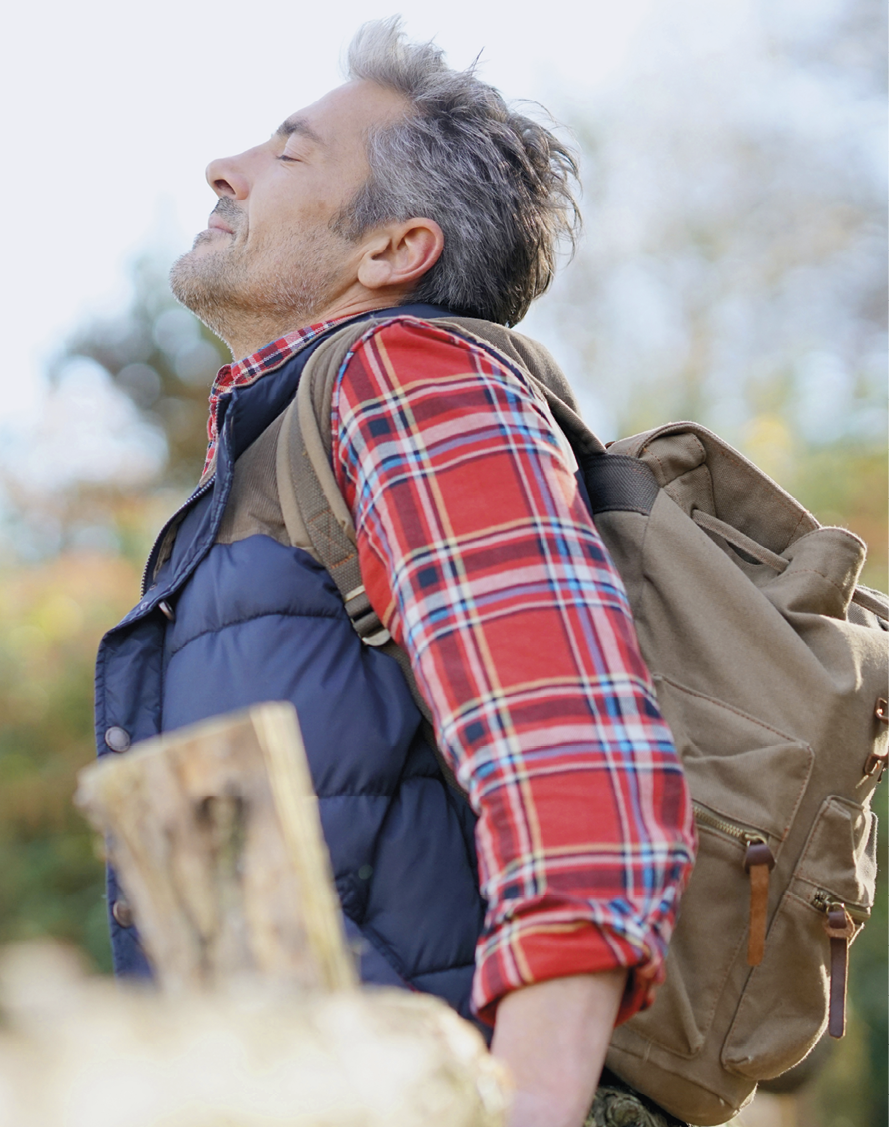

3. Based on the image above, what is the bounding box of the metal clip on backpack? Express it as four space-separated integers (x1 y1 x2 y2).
274 316 888 1127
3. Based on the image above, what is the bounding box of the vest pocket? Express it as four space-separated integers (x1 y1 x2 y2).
722 796 876 1079
336 871 371 924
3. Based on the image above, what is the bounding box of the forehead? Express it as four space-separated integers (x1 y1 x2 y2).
278 80 409 157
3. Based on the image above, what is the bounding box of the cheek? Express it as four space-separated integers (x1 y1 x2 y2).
266 172 339 231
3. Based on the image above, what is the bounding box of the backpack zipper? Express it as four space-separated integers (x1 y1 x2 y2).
810 893 865 1039
811 890 869 925
695 798 870 1033
693 801 775 966
692 802 766 847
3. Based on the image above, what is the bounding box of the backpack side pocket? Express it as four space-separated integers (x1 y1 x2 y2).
722 796 876 1079
622 678 814 1058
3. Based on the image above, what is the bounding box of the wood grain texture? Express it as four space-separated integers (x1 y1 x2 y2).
75 702 356 992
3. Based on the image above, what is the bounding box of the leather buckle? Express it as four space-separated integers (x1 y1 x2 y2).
863 701 888 780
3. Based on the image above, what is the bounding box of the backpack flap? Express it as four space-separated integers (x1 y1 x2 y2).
609 423 821 555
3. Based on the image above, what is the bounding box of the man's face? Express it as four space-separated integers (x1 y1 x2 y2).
170 80 408 350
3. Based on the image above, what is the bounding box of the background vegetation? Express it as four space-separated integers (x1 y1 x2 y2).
0 2 884 1125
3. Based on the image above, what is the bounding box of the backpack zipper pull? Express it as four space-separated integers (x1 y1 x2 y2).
743 838 775 966
822 902 855 1038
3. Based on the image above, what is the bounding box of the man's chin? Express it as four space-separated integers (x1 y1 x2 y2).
169 250 234 331
180 231 227 265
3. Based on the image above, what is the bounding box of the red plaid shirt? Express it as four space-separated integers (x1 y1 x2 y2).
208 315 695 1026
202 317 353 478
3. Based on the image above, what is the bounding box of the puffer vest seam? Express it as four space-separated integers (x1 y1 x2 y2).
166 590 345 657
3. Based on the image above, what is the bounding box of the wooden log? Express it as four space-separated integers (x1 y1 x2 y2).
75 702 356 993
65 703 509 1124
0 943 508 1127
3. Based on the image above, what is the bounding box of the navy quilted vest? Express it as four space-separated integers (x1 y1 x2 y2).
94 305 487 1032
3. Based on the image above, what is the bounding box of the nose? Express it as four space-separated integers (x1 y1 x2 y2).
205 153 250 200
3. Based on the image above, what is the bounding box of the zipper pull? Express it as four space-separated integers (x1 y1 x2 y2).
744 839 775 966
823 903 855 1038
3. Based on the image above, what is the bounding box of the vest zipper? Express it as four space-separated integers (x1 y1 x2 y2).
140 477 215 597
693 801 776 966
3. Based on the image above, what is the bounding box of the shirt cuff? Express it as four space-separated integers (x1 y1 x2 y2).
472 916 668 1029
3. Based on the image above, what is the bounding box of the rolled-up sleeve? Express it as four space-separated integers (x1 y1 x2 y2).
331 317 696 1026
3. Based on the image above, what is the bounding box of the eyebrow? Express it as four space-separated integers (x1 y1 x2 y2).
275 117 325 147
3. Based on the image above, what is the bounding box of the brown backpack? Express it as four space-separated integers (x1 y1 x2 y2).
271 316 888 1126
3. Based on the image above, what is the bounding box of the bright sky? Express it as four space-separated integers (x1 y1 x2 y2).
2 0 654 427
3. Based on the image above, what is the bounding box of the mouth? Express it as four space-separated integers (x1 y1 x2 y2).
207 215 234 235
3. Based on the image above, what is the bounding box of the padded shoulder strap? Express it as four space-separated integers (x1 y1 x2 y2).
277 323 380 639
276 320 464 792
432 315 608 459
275 313 605 795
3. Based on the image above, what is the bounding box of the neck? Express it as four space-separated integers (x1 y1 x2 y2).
223 287 413 361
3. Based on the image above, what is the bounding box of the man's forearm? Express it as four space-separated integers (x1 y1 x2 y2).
490 970 628 1127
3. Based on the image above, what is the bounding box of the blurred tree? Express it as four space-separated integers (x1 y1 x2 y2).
527 0 887 589
0 263 228 969
60 257 229 489
0 549 142 970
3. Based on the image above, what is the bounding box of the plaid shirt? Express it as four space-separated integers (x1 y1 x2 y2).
202 317 352 478
209 315 695 1026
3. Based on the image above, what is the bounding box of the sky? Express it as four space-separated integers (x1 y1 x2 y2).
2 0 655 428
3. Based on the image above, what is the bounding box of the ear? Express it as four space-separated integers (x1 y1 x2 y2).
356 218 444 293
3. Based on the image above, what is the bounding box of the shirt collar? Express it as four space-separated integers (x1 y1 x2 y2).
216 316 356 394
201 314 357 482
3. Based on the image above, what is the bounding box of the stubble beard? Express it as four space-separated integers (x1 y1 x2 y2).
169 221 351 356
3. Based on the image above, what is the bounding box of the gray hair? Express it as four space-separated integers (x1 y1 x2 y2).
332 18 581 327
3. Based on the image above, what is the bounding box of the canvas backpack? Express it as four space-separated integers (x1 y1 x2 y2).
270 315 888 1127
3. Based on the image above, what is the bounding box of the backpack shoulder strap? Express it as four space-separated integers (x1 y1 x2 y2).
276 311 608 614
433 315 609 460
276 321 382 641
275 319 463 793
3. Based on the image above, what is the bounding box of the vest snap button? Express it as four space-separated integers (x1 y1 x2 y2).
104 726 131 753
158 600 176 622
112 898 134 928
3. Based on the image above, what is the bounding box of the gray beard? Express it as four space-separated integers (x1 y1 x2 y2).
169 224 348 354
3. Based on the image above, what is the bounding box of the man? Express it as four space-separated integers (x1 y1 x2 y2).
95 18 695 1127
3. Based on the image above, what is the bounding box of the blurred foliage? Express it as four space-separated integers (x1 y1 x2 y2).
0 549 141 970
0 255 229 970
0 1 884 1124
547 0 887 424
61 257 230 489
